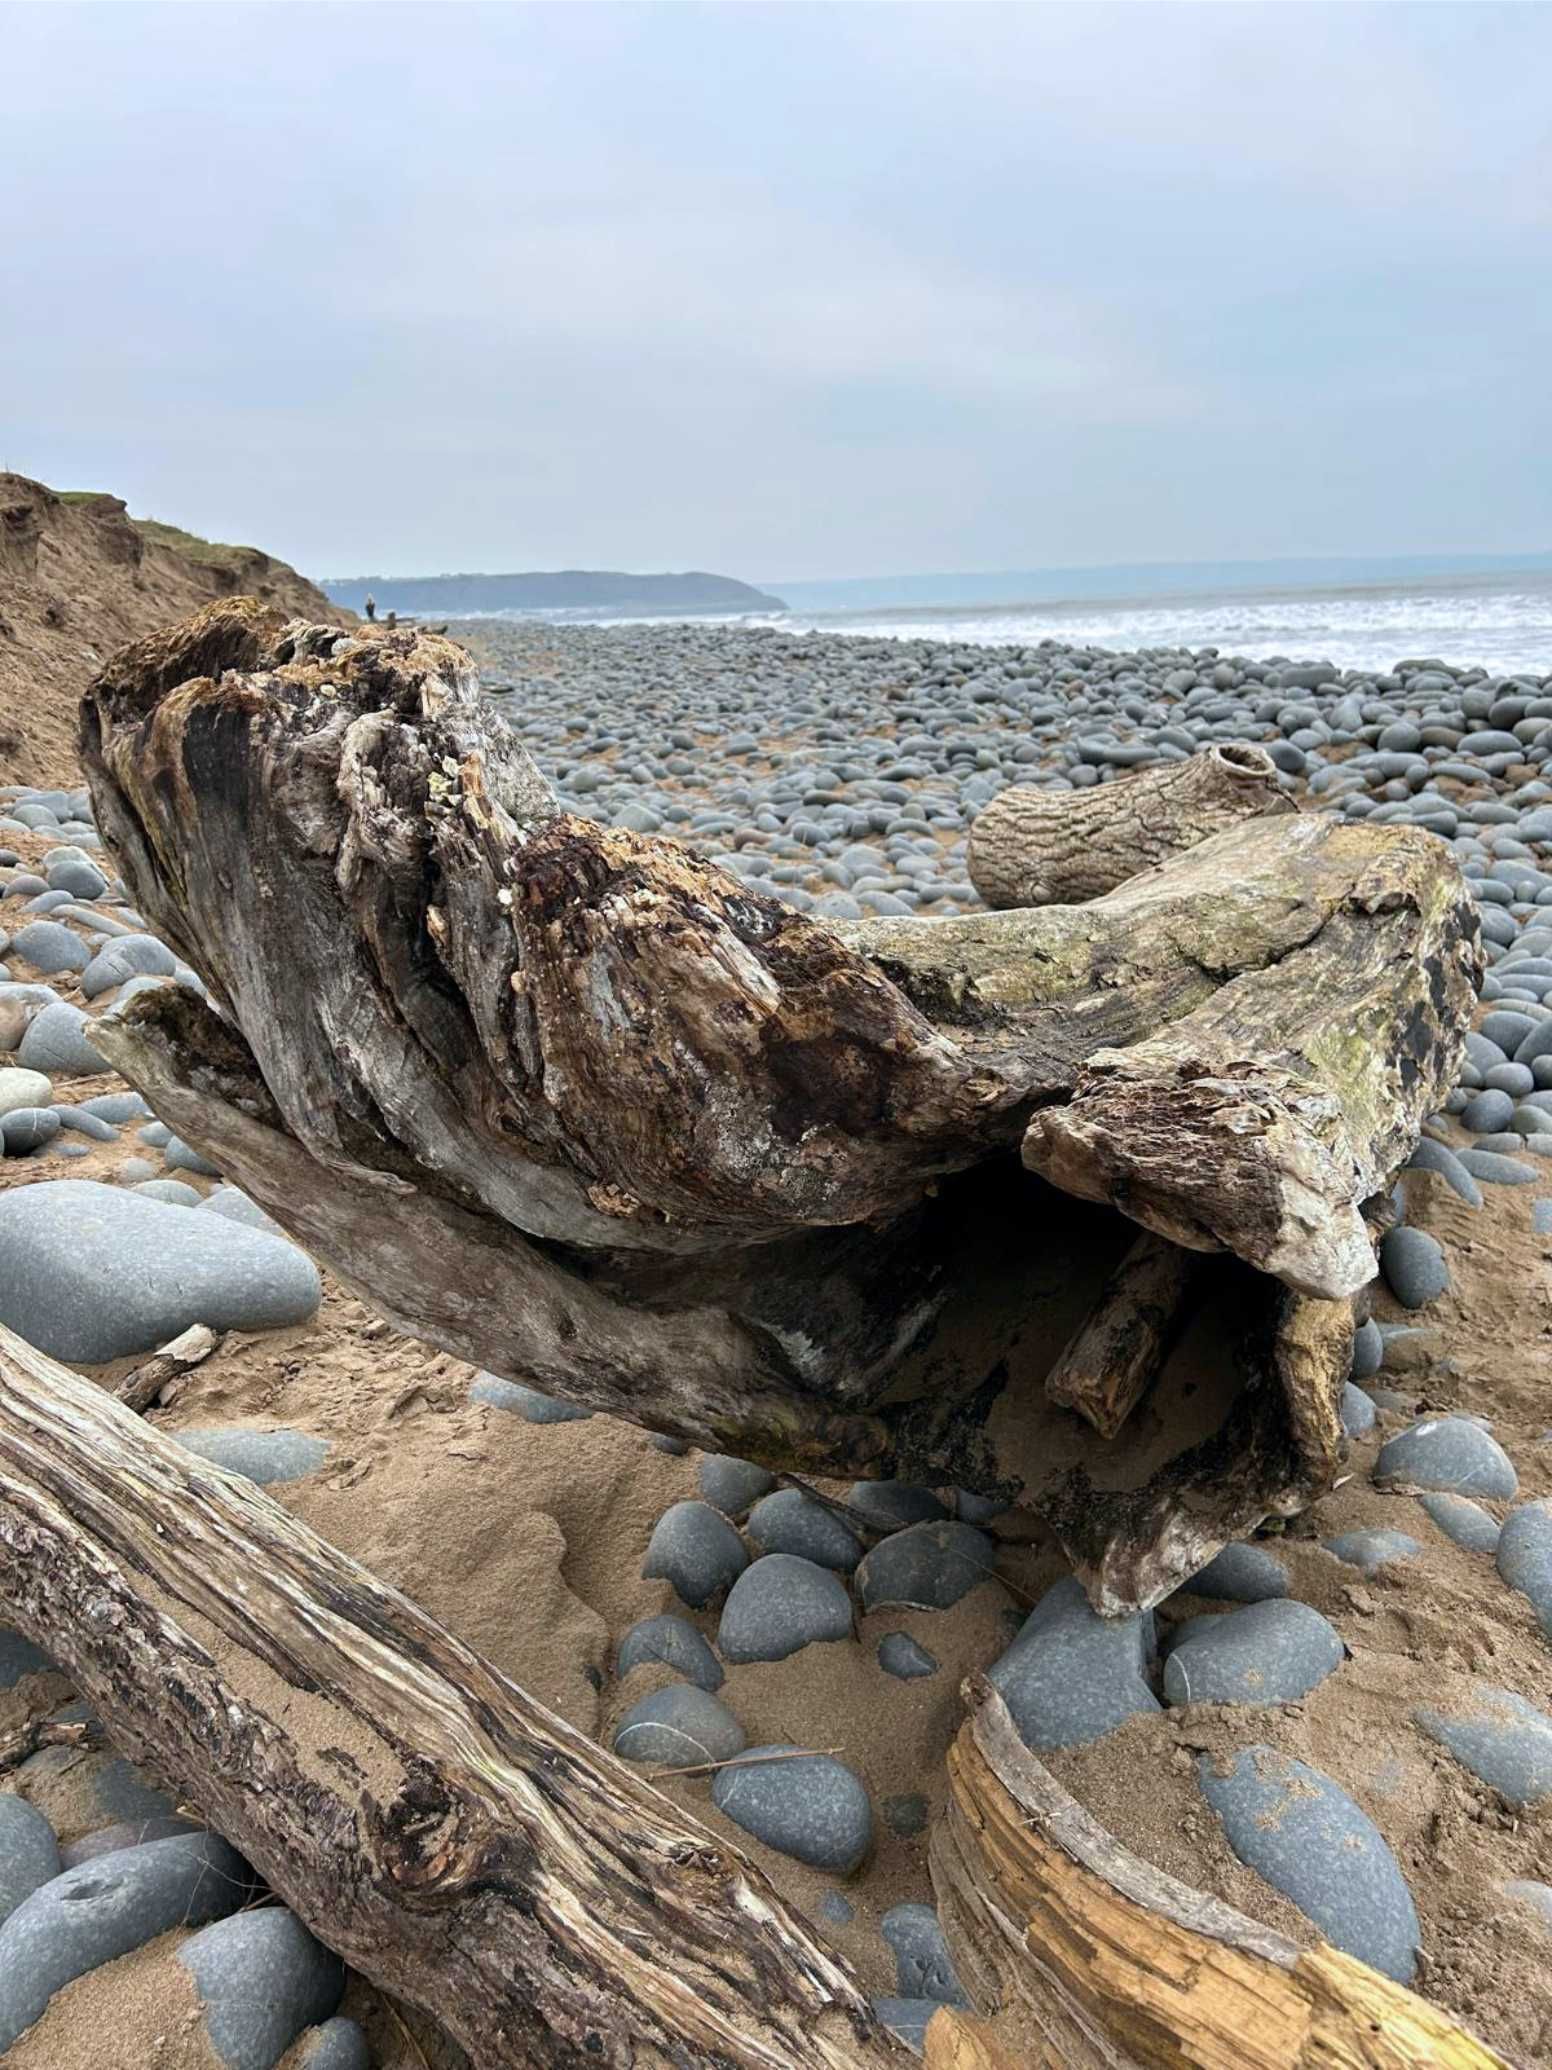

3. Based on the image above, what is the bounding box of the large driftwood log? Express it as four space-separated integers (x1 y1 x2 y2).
0 1324 895 2070
967 741 1294 909
929 1680 1510 2070
78 604 1480 1610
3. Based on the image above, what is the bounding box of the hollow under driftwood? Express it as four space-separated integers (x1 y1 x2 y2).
966 740 1294 909
77 603 1480 1611
0 1323 896 2070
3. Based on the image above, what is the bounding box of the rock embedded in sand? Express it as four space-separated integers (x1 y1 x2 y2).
641 1500 748 1608
1415 1685 1552 1808
697 1454 777 1517
16 1001 109 1077
1404 1137 1483 1207
178 1906 345 2070
9 920 89 976
1419 1491 1502 1553
1379 1226 1450 1310
1340 1383 1377 1438
0 1832 253 2053
877 1633 938 1681
470 1373 593 1422
855 1521 996 1612
0 1105 60 1155
79 933 176 999
0 1180 322 1361
43 857 106 900
988 1576 1159 1751
844 1482 947 1532
134 1177 203 1206
746 1488 864 1572
880 1902 967 2007
50 1103 119 1143
59 1816 197 1867
0 1066 51 1118
1348 1317 1384 1378
176 1427 331 1487
164 1133 222 1177
1375 1415 1519 1499
1461 1088 1515 1133
613 1684 746 1769
294 2018 373 2070
871 2000 939 2056
1183 1542 1289 1604
1324 1528 1423 1576
1496 1498 1552 1639
0 1798 60 1928
717 1553 853 1663
1163 1600 1344 1708
1457 1147 1539 1186
1502 1880 1552 1932
710 1746 872 1873
616 1612 724 1691
1197 1747 1420 1983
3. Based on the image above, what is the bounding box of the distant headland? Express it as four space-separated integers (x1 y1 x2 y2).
322 569 786 617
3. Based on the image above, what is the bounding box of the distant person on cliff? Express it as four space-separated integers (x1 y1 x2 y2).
364 593 376 620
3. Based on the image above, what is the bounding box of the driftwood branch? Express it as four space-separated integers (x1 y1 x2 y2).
113 1323 223 1413
76 603 1480 1610
929 1680 1510 2070
967 741 1293 909
0 1323 894 2070
1042 1233 1198 1440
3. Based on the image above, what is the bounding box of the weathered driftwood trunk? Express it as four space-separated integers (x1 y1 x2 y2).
929 1682 1510 2070
0 1324 895 2070
78 604 1480 1610
967 741 1293 909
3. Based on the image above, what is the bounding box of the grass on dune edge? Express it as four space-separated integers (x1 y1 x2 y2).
55 493 266 573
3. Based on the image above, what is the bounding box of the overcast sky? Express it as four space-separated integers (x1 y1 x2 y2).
3 2 1549 582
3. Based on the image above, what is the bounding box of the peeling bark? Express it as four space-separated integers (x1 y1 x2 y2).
0 1325 895 2070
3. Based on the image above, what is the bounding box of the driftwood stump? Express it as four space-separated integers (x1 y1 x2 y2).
78 603 1480 1611
967 740 1293 908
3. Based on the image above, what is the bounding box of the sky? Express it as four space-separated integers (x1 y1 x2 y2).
2 1 1550 584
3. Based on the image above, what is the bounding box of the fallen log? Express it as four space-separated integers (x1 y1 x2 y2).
78 604 1479 1609
0 1323 895 2070
929 1680 1510 2070
967 741 1293 909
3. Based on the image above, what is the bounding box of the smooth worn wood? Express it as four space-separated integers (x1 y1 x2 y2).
0 1324 896 2070
1043 1233 1198 1439
967 742 1294 909
113 1323 222 1413
923 2006 1053 2070
929 1681 1510 2070
76 604 1479 1610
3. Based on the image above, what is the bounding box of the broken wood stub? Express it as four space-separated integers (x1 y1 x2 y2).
967 740 1294 910
1043 1232 1199 1439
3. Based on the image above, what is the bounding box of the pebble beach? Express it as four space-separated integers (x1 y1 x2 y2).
2 616 1552 2066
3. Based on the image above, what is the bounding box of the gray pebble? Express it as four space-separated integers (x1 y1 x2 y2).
1375 1415 1518 1499
614 1683 746 1768
0 1832 254 2052
1497 1498 1552 1638
698 1454 777 1517
293 2018 372 2070
178 1906 344 2070
642 1500 748 1608
1502 1881 1552 1932
16 1002 109 1076
818 1890 854 1926
711 1746 872 1872
1163 1600 1344 1708
470 1373 592 1422
746 1488 864 1572
1184 1542 1289 1603
81 1091 150 1123
856 1520 996 1612
1325 1528 1423 1575
1415 1685 1552 1807
1341 1383 1378 1438
718 1553 853 1662
871 2000 938 2055
44 859 106 900
135 1177 204 1206
1379 1226 1450 1308
1462 1088 1515 1133
880 1902 967 2006
1456 1147 1539 1184
844 1481 946 1530
0 1180 321 1360
79 934 177 999
0 1065 52 1117
177 1427 330 1486
1404 1138 1482 1207
0 1106 61 1155
10 921 89 976
1198 1747 1419 1981
1419 1492 1502 1553
59 1815 199 1867
988 1577 1159 1750
1349 1317 1384 1378
616 1612 724 1692
878 1633 938 1681
165 1133 223 1176
50 1104 119 1143
0 1797 60 1928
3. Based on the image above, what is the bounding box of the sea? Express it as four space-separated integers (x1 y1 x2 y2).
762 559 1552 676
